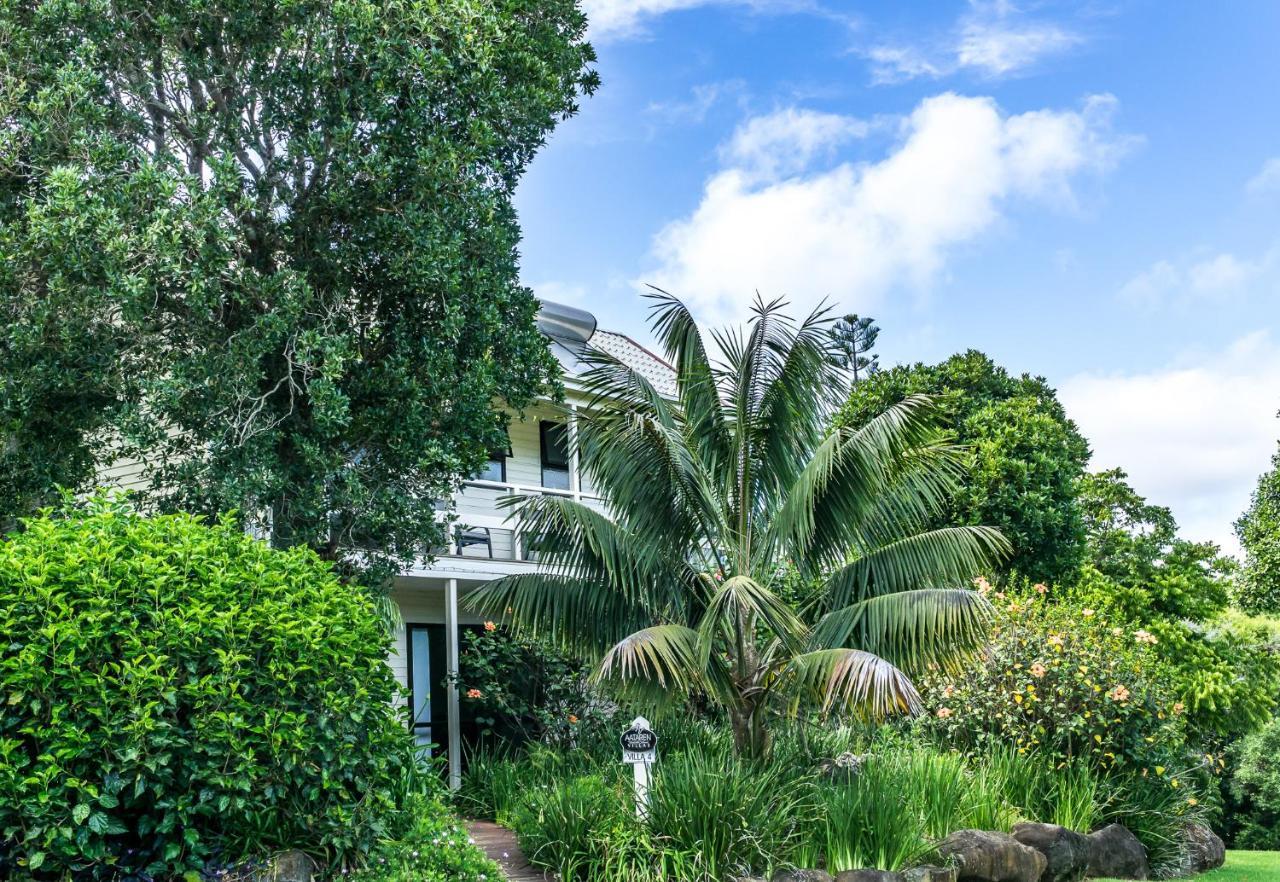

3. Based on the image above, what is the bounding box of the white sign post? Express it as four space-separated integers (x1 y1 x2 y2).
620 715 657 819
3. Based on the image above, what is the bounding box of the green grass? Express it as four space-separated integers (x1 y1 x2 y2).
1099 851 1280 882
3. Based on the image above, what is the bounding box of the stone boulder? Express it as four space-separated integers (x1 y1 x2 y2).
1084 825 1148 880
904 866 958 882
772 871 835 882
937 830 1048 882
1011 822 1090 882
1176 823 1225 876
265 851 315 882
834 871 904 882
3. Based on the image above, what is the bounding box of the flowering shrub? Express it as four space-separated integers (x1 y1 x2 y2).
920 582 1194 776
456 624 614 748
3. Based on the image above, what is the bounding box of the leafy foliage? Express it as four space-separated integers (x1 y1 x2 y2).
472 292 1007 758
0 497 411 878
456 624 613 748
1226 717 1280 850
350 788 501 882
836 350 1090 584
1237 442 1280 614
920 586 1192 774
0 0 598 577
1074 470 1279 743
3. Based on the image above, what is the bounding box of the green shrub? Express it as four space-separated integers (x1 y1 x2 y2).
646 747 812 879
349 789 501 882
1101 770 1210 878
456 624 615 749
510 773 642 881
1228 717 1280 849
0 499 411 878
920 590 1190 774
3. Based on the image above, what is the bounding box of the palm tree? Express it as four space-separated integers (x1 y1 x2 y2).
471 292 1008 760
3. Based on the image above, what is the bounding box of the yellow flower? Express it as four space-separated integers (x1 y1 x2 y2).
1155 765 1166 775
1187 798 1198 807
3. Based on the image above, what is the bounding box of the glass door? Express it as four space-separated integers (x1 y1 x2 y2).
407 624 446 754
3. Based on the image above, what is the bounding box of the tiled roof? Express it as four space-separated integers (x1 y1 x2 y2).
537 300 678 398
587 329 678 398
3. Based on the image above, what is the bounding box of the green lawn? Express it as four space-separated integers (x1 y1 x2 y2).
1197 852 1280 882
1100 852 1280 882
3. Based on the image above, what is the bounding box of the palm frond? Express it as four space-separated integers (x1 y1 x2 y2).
467 572 654 659
696 574 806 665
783 648 923 719
597 623 702 694
810 588 995 676
818 525 1009 610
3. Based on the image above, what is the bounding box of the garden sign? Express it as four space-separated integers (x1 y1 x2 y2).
620 716 657 818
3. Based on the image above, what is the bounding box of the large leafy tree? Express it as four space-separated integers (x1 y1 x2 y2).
835 351 1090 585
472 294 1007 759
1072 469 1277 743
1237 442 1280 614
0 0 597 579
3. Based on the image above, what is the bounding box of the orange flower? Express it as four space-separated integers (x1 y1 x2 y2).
484 621 497 632
466 688 483 699
1033 583 1048 595
1107 684 1131 702
1172 701 1185 715
1030 662 1047 679
568 714 579 724
936 707 954 719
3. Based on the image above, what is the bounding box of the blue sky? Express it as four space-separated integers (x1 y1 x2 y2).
513 0 1280 552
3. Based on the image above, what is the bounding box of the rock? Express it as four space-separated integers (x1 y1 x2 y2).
937 830 1048 882
772 871 835 882
1177 823 1225 876
834 871 905 882
904 866 958 882
731 877 768 882
1011 822 1090 882
265 851 315 882
1084 825 1148 880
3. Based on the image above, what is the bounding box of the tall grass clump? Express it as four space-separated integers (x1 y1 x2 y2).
646 747 814 879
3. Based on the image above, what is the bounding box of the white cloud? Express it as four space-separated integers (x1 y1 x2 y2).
1119 248 1276 307
581 0 803 40
868 2 1082 83
643 92 1130 325
956 20 1081 76
1060 332 1280 554
721 108 870 179
1246 156 1280 196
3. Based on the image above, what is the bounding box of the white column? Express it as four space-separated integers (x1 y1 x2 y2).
445 578 462 790
568 404 581 501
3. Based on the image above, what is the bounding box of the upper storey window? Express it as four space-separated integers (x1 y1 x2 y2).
539 421 570 490
473 431 510 483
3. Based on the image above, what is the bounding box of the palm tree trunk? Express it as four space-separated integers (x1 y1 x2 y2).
730 702 772 761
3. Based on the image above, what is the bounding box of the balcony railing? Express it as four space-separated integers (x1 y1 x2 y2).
433 480 604 563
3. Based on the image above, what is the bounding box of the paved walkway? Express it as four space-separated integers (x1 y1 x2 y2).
467 821 546 882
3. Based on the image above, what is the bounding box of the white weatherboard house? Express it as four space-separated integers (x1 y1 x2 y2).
390 301 675 786
104 301 675 788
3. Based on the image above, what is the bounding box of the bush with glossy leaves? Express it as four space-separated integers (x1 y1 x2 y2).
0 497 411 878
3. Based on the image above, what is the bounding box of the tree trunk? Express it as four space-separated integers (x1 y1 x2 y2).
730 702 771 761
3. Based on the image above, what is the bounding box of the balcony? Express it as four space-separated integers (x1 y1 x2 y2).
437 479 605 564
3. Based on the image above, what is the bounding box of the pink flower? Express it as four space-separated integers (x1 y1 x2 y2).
1033 583 1048 595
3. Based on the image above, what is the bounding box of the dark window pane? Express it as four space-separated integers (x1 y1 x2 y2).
540 421 570 489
